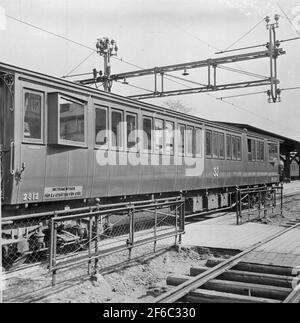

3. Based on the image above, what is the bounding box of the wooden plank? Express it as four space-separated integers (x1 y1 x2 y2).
206 259 297 276
190 267 298 288
167 275 291 300
185 289 280 303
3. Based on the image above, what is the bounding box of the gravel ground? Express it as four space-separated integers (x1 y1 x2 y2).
253 194 300 226
3 245 233 303
37 247 233 303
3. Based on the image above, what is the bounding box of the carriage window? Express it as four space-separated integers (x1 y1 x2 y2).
232 136 238 160
260 142 265 162
252 140 256 161
24 92 42 140
60 97 85 143
237 137 242 161
219 133 225 159
165 121 174 155
248 139 252 161
179 125 185 155
126 113 137 149
195 128 202 156
143 117 152 151
256 141 260 161
95 107 108 147
187 126 194 155
111 110 123 148
226 135 232 160
268 142 279 162
206 130 212 157
212 131 218 158
155 119 164 153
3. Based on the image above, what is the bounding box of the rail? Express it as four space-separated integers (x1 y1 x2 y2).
154 222 300 303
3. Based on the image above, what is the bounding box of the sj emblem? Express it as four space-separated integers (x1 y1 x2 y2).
213 167 220 177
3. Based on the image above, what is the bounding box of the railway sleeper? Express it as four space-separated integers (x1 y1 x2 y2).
190 266 299 288
184 289 281 303
167 275 291 301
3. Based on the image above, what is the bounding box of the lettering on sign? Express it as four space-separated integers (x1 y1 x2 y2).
44 186 83 200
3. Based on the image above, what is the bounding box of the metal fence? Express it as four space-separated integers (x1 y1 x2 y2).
236 185 283 225
1 197 185 301
49 198 185 286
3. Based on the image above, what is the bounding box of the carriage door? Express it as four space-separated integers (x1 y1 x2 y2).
16 88 46 205
0 73 15 205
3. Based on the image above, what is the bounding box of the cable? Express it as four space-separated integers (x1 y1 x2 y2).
5 14 96 51
164 74 207 87
282 86 300 92
63 72 94 78
112 56 144 69
63 51 96 78
217 90 267 100
219 99 300 135
216 43 267 55
116 80 153 93
277 3 300 37
280 36 300 43
218 65 269 80
158 17 221 52
217 86 300 100
224 18 265 51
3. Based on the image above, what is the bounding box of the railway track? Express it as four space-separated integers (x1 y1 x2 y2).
154 223 300 303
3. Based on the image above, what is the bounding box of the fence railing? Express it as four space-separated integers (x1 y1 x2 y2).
48 198 185 286
236 185 283 225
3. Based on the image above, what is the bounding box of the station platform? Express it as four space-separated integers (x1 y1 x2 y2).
284 181 300 196
183 214 283 251
183 215 300 268
182 182 300 268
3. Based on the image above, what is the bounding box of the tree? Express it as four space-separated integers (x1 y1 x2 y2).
164 100 193 114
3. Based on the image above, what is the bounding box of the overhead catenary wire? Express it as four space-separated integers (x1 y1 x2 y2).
217 86 300 101
215 43 267 55
277 2 300 37
223 18 265 52
63 51 96 78
217 90 267 100
5 14 96 51
116 80 153 93
219 99 300 136
218 65 269 80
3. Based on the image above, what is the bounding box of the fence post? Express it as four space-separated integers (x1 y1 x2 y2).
236 189 240 225
154 205 157 253
258 191 262 219
49 218 54 273
94 215 100 274
52 222 58 287
128 208 135 260
175 203 178 247
178 200 185 253
248 191 250 222
280 183 283 217
88 214 93 276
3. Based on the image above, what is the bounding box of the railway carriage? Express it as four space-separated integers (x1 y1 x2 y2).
0 62 281 263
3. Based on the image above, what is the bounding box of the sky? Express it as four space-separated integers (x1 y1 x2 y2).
0 0 300 141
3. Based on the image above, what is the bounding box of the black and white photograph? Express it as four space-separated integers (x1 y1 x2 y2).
1 0 300 307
